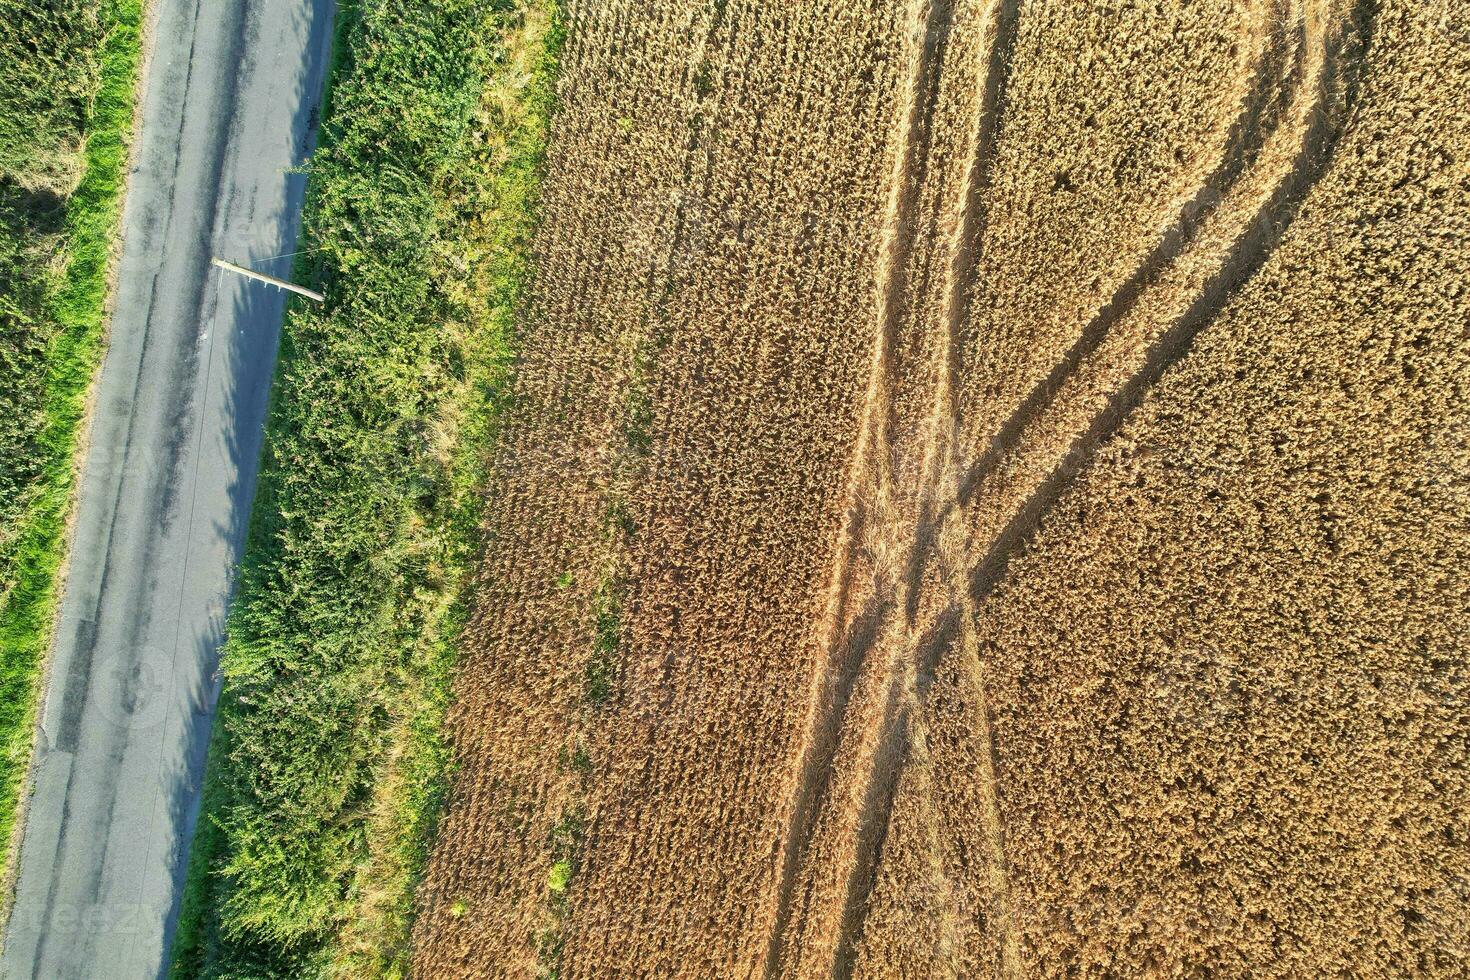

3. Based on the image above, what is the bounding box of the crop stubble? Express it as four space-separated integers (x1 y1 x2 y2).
414 0 909 973
416 0 1468 976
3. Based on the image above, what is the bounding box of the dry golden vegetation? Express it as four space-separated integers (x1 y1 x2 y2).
414 0 1468 976
413 1 904 971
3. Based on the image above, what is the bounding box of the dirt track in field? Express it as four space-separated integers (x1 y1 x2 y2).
414 0 1469 976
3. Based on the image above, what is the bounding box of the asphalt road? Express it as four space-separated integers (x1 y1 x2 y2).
1 0 334 976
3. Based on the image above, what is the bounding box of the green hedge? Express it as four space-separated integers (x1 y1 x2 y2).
0 0 104 183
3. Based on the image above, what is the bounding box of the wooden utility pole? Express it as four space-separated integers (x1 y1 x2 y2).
210 257 325 303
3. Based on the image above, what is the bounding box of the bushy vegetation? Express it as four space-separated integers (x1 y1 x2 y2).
0 0 140 868
0 0 104 185
0 0 105 547
172 0 563 975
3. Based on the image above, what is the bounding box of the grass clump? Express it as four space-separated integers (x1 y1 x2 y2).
0 0 141 875
547 860 574 895
537 807 585 976
584 585 621 708
170 0 565 976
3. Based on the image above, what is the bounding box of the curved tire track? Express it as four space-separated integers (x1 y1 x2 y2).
765 0 1377 975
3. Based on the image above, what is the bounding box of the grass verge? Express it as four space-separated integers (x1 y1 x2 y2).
170 1 564 975
0 0 143 881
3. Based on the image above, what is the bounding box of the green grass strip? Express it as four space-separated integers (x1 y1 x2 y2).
171 1 564 975
0 0 142 875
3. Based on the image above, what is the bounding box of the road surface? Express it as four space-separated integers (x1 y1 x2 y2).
2 0 334 975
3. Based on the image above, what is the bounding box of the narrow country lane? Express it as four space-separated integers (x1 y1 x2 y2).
2 0 333 975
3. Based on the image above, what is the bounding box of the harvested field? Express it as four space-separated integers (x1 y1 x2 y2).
415 0 1469 977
